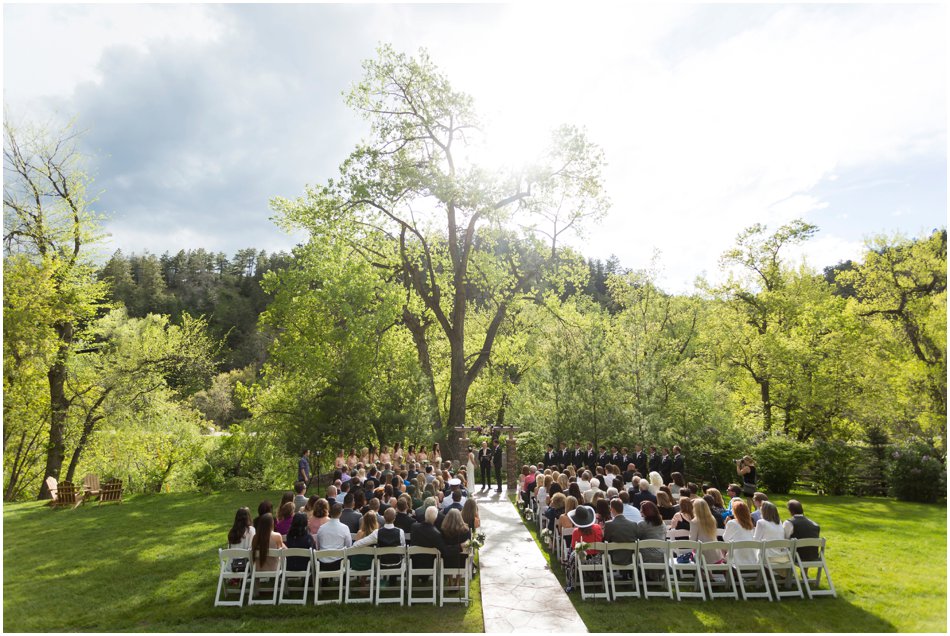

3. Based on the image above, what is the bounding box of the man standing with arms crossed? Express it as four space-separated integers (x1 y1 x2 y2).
492 438 504 493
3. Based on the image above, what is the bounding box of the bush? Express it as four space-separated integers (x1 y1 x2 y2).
683 428 753 490
888 438 946 503
195 424 288 493
753 435 810 494
810 439 859 495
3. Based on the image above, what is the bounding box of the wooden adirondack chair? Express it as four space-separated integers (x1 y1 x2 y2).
45 476 59 505
98 479 124 505
82 473 101 499
51 481 83 509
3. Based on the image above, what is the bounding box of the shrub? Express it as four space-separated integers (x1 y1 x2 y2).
683 428 753 490
888 438 946 503
810 439 859 495
752 435 810 494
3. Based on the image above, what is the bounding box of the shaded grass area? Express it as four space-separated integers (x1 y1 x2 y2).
3 491 483 632
513 492 946 633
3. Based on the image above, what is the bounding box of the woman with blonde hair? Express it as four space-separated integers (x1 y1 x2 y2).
557 495 579 560
689 498 719 544
648 471 664 495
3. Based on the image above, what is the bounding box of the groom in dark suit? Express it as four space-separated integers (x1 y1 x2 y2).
492 439 504 493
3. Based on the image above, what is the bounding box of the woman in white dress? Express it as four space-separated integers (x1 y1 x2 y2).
466 445 477 484
753 501 790 564
723 499 758 565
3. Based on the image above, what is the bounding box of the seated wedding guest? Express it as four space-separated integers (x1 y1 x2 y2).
315 503 352 570
227 507 255 550
689 498 720 545
636 501 667 576
670 472 686 498
284 513 316 570
567 482 583 502
594 498 611 527
557 496 580 554
617 490 642 522
279 490 294 511
669 496 694 531
603 499 638 566
544 492 566 533
274 501 295 536
293 481 308 511
303 495 319 515
251 513 284 572
754 501 790 564
589 489 605 507
783 499 821 561
352 506 406 564
410 506 447 571
307 498 330 540
656 491 678 520
648 471 664 495
349 512 379 573
564 505 603 593
440 509 472 570
462 497 480 530
578 471 592 494
686 482 700 498
723 500 757 565
536 475 552 518
703 494 727 529
631 479 657 508
254 500 272 525
340 493 362 534
394 497 417 534
751 492 769 523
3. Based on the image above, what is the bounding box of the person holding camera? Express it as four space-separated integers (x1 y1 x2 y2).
736 455 757 505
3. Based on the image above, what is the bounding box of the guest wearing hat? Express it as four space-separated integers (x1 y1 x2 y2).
564 505 603 593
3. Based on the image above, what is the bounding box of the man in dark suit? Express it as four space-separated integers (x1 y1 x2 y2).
630 480 657 508
671 445 684 482
410 506 448 570
543 443 556 468
633 444 648 476
557 441 570 470
597 445 610 468
784 500 821 561
394 497 417 534
619 447 632 472
585 442 597 472
478 441 492 489
492 438 504 493
340 493 362 533
648 445 662 475
661 448 674 484
603 499 639 568
610 445 622 468
572 442 585 471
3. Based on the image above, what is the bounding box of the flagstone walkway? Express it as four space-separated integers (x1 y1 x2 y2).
472 486 587 633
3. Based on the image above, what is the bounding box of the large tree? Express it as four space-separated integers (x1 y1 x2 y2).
272 46 608 452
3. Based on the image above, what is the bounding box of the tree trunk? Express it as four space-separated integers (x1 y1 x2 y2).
403 308 443 433
759 378 773 433
38 322 73 500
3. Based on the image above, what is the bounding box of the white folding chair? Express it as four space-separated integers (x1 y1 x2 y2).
215 548 251 606
577 542 609 600
558 527 573 564
344 547 376 603
312 550 346 605
763 540 804 600
407 546 441 606
731 540 772 600
439 547 471 606
794 538 836 598
374 546 408 605
605 542 640 599
667 529 691 551
278 548 313 604
699 541 737 600
637 539 673 599
248 549 282 605
668 540 705 600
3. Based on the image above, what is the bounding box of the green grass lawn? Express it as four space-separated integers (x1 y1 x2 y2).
515 492 947 633
3 490 484 632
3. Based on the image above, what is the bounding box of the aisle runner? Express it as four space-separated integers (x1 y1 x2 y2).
474 486 587 633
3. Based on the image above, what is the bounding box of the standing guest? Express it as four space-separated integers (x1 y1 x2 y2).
619 447 631 472
432 443 443 468
543 443 557 468
274 501 295 536
783 499 822 561
723 500 758 565
751 492 769 523
659 448 672 485
492 438 504 493
347 448 359 469
417 445 428 464
585 442 597 472
671 445 685 479
668 496 694 531
334 449 346 471
298 449 311 488
316 503 352 570
633 444 648 476
564 505 603 593
610 445 622 468
284 513 316 570
737 455 758 505
478 441 492 490
393 442 403 466
251 513 284 572
379 445 391 466
648 445 662 475
293 481 308 511
754 501 790 564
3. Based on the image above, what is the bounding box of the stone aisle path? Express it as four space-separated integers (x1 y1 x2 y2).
472 486 587 633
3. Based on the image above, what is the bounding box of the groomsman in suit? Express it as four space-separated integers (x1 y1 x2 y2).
619 447 632 472
671 445 685 483
648 445 662 475
610 445 622 468
597 445 610 468
492 438 504 492
634 444 648 476
557 441 570 470
543 443 556 468
572 441 585 471
585 442 597 472
661 447 674 484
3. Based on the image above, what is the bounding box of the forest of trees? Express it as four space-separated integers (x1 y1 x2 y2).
4 48 946 503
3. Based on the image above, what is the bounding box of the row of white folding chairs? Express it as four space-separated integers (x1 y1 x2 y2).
215 546 472 607
567 537 834 602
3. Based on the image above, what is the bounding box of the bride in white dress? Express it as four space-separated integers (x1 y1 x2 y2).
465 445 477 487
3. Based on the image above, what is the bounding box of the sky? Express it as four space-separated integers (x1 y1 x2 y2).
4 2 946 292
